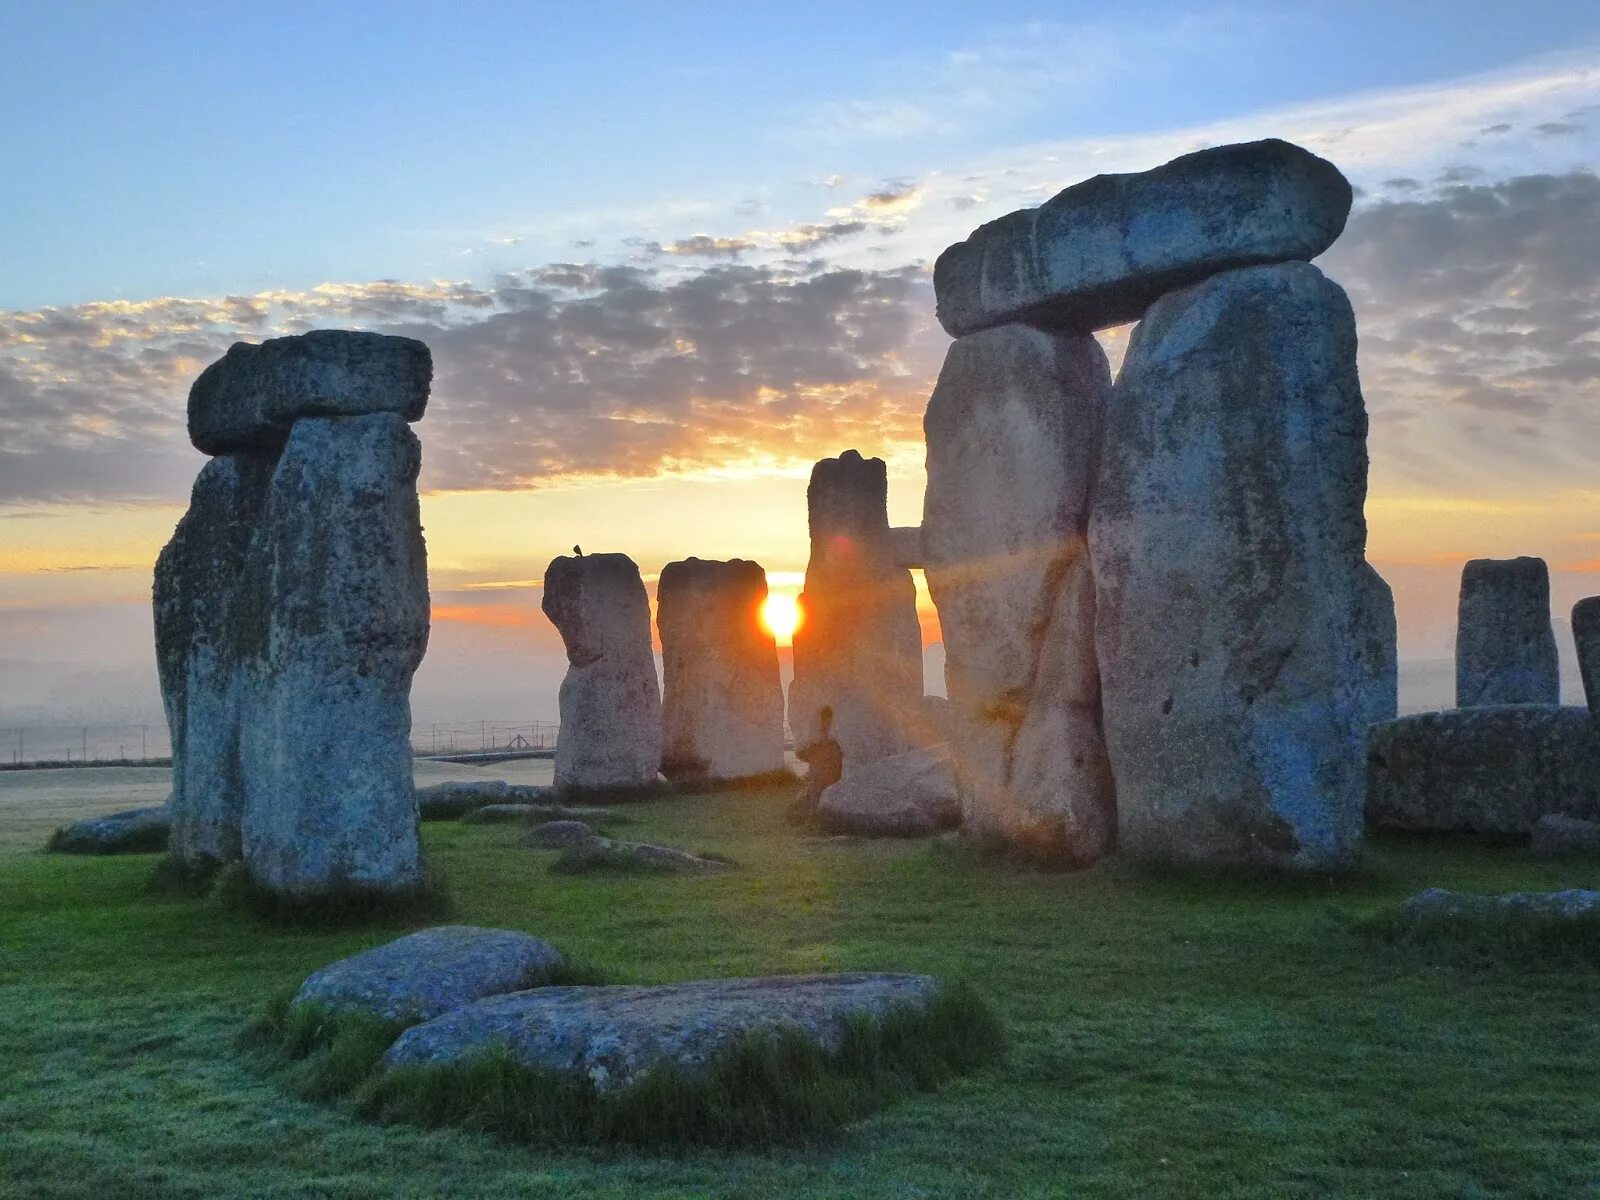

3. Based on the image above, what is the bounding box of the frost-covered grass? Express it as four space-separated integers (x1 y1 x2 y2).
5 786 1600 1197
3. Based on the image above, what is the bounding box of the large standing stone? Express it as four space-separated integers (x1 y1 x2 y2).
1570 596 1599 720
1456 557 1559 707
541 553 663 793
239 413 430 897
1091 262 1375 871
381 973 942 1089
934 139 1352 337
188 330 431 455
154 451 278 869
657 558 785 786
1366 706 1600 834
789 451 923 768
921 323 1114 862
1356 562 1400 729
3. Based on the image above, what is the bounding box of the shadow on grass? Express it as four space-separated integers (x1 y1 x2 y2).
146 857 453 929
246 980 1004 1151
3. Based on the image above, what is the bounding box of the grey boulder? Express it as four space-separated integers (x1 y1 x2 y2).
1531 814 1600 858
188 330 430 455
816 745 961 837
550 836 732 875
293 926 564 1024
1456 557 1559 707
525 819 595 848
1367 705 1600 834
381 973 941 1089
1401 887 1600 921
934 138 1351 337
416 780 511 820
48 806 170 855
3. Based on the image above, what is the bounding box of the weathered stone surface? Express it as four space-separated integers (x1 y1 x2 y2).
1401 887 1600 921
816 745 961 837
887 526 925 569
188 330 430 455
934 139 1352 337
550 836 733 875
381 973 941 1089
47 806 170 855
657 558 786 786
922 323 1114 862
1572 597 1600 719
239 413 429 896
525 819 595 848
789 451 924 769
459 803 553 825
1367 705 1600 834
1531 814 1600 858
542 553 663 793
155 451 278 869
1356 563 1400 729
1456 557 1559 707
293 926 564 1023
1091 263 1374 870
416 780 511 821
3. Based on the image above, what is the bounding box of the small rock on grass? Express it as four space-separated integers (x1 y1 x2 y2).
525 820 595 848
47 806 170 855
550 836 732 875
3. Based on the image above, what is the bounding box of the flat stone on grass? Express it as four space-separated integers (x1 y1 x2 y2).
549 836 732 875
380 973 941 1089
47 806 169 855
293 926 564 1024
1402 887 1600 920
525 820 595 848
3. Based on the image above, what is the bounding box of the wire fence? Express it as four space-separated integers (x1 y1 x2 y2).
0 719 558 768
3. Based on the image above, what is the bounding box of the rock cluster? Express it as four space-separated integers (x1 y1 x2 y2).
1455 557 1559 707
657 557 786 786
917 138 1390 869
157 331 431 900
542 553 663 794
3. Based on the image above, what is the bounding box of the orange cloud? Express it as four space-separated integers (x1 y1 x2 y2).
431 602 540 628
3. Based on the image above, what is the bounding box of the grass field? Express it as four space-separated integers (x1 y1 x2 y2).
5 775 1600 1198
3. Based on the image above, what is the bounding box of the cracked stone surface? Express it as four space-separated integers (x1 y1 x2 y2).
1091 262 1375 870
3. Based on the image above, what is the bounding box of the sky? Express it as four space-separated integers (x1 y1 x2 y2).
1 2 1598 731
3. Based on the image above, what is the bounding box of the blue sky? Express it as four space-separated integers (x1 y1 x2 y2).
4 2 1598 307
1 3 1598 724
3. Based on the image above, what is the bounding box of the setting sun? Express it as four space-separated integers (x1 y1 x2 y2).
760 590 802 644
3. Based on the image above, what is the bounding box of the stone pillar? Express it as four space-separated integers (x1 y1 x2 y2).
1356 562 1400 729
155 451 277 869
789 450 923 768
1091 262 1373 871
157 329 433 900
1573 597 1600 722
541 552 663 793
657 557 785 786
1455 557 1559 707
921 323 1115 862
239 413 429 896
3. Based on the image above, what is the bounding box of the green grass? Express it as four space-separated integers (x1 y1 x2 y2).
7 784 1600 1197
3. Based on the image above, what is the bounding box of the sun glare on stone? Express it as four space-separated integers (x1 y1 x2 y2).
761 591 802 645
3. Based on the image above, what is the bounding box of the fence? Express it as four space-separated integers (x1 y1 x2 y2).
0 719 558 768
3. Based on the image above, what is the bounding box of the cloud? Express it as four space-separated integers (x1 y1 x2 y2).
652 235 759 259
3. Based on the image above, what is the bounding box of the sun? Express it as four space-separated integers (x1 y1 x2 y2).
760 591 802 645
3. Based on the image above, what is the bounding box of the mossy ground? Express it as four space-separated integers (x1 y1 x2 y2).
5 785 1600 1197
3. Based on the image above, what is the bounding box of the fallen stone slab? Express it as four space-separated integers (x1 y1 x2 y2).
47 806 170 855
417 780 511 820
816 745 961 837
1456 557 1559 707
525 820 595 848
188 330 431 454
293 926 565 1024
459 803 553 825
550 836 732 875
381 972 941 1089
1401 887 1600 921
1366 705 1600 834
934 138 1352 337
1531 814 1600 858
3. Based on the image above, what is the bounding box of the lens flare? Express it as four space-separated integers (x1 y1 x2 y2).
760 591 802 644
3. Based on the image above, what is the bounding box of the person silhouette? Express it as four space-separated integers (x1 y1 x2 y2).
796 705 843 818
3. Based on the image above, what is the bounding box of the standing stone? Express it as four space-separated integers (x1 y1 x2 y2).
541 553 662 793
657 558 785 786
1356 562 1400 729
934 139 1352 337
1576 597 1600 721
1456 557 1559 707
188 330 431 454
789 451 923 768
921 323 1114 861
154 451 278 869
239 413 429 896
1091 262 1374 871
